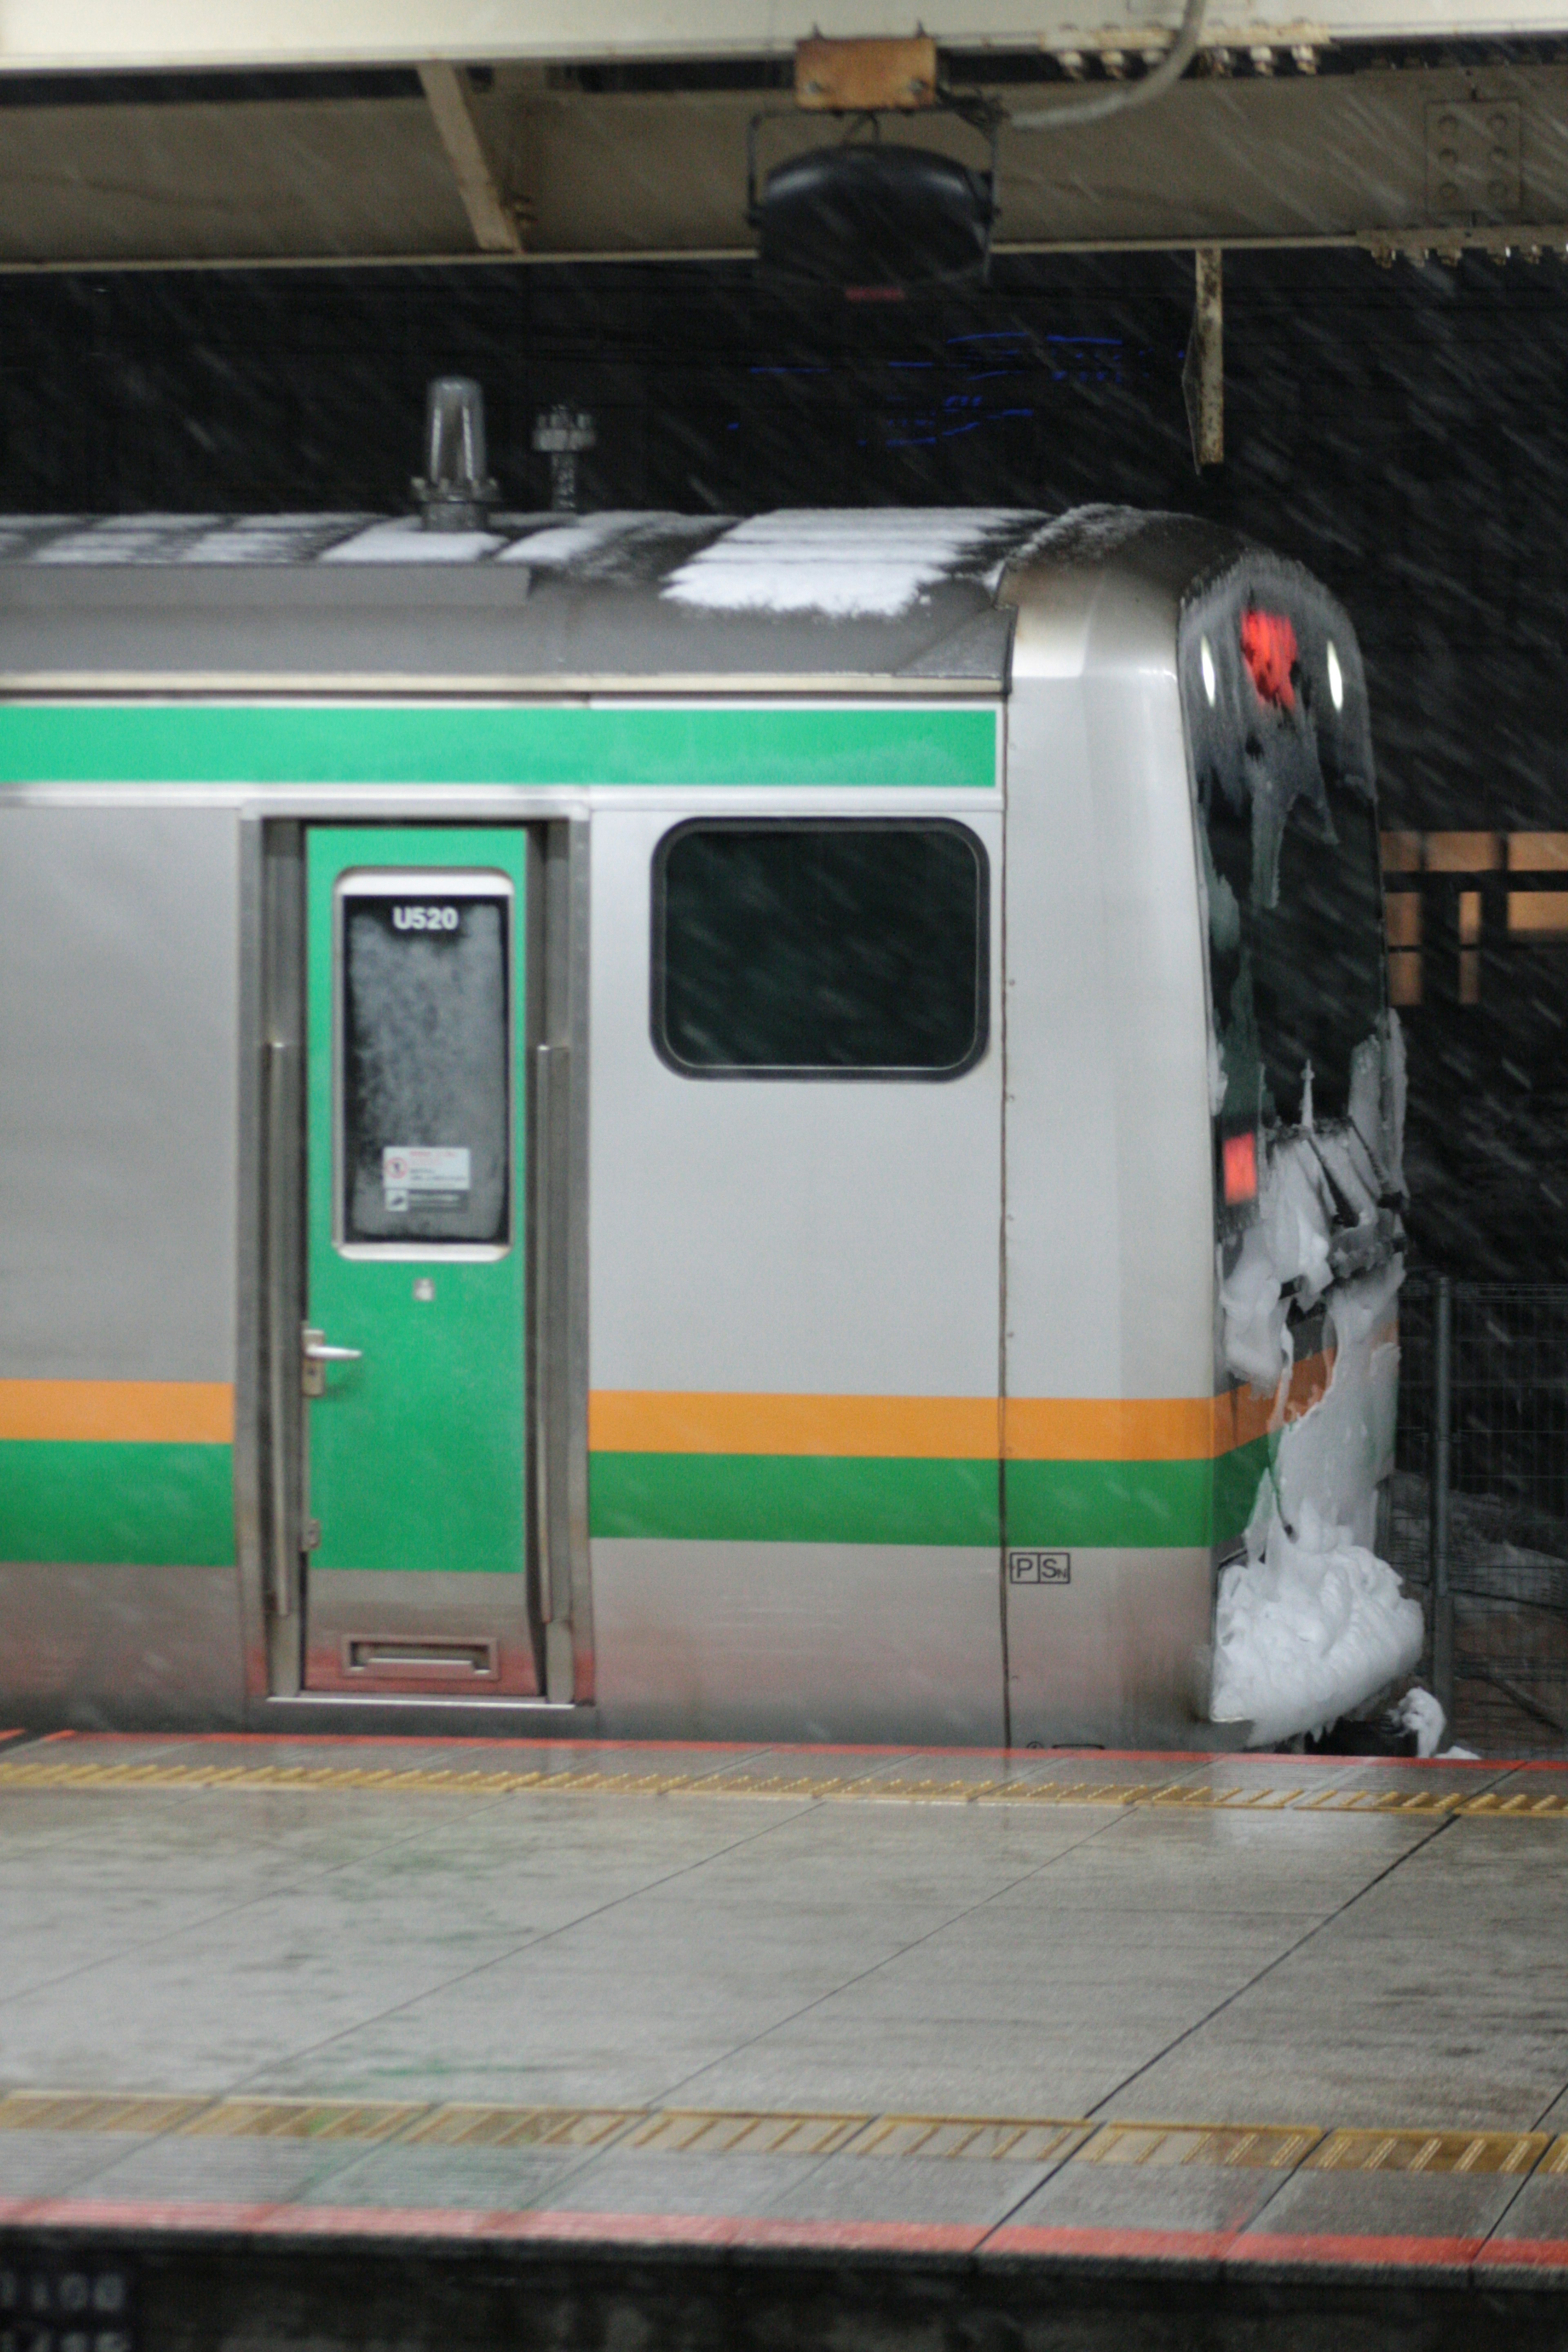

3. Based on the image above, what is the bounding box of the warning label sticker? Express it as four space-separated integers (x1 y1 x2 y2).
383 1146 471 1214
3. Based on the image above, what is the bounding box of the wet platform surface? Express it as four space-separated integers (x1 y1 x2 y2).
5 1727 1568 2343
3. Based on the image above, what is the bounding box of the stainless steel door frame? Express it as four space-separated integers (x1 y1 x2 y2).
303 830 536 1696
237 815 307 1702
539 817 594 1704
238 809 592 1713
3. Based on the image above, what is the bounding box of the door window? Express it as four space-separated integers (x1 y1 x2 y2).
337 871 512 1250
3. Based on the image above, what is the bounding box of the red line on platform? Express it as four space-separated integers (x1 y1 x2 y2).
986 2224 1236 2263
1477 2238 1568 2270
1 2200 1555 2280
509 2215 991 2255
1230 2230 1483 2270
0 2200 989 2255
483 2210 743 2249
247 2203 508 2241
21 2198 277 2232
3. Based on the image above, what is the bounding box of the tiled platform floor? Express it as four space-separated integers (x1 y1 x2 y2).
4 1729 1568 2295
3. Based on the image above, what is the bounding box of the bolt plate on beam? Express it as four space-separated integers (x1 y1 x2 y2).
1427 98 1521 224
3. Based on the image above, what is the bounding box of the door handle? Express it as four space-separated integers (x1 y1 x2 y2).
302 1326 363 1399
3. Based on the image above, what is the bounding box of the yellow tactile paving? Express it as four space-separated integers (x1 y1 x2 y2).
0 2092 212 2136
1078 2123 1321 2169
630 2111 865 2158
849 2117 1088 2163
1308 2128 1549 2176
0 2093 1561 2185
1451 1789 1568 1817
399 2106 630 2152
180 2099 424 2143
0 1751 1560 1821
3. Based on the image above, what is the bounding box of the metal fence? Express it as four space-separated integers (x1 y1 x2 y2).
1389 1276 1568 1755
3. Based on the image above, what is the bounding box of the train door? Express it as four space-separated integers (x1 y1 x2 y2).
296 825 542 1695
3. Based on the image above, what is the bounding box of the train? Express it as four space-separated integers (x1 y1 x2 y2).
0 481 1401 1746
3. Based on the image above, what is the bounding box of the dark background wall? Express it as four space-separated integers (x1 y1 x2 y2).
2 249 1563 1277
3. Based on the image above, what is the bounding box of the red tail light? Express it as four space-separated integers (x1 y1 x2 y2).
1223 1130 1258 1206
1240 609 1298 712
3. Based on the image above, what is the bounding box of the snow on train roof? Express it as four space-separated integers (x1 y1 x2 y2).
0 508 1036 604
0 506 1218 684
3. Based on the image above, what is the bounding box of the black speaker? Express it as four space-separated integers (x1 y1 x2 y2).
751 142 996 295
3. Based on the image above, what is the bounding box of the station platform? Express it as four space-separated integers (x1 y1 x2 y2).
5 1726 1568 2348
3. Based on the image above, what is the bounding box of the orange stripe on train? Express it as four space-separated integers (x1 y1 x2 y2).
588 1392 1000 1460
588 1354 1353 1466
0 1380 234 1446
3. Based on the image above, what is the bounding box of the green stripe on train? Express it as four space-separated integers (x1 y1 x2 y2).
0 1443 235 1566
1006 1437 1270 1552
1212 1433 1274 1550
0 704 997 791
590 1443 1274 1549
0 1430 1270 1566
590 1454 1002 1548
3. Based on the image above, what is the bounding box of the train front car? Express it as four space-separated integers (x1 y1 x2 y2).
1184 559 1412 1747
0 502 1408 1750
998 518 1405 1750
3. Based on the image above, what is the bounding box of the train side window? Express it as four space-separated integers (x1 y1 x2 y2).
337 878 512 1247
652 820 988 1078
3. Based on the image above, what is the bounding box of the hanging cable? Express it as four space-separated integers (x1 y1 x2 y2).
1007 0 1206 130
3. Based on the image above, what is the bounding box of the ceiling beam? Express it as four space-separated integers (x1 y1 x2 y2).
2 46 1568 268
416 60 523 254
4 3 1568 73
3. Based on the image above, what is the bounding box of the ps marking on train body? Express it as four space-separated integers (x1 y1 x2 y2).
1007 1550 1071 1584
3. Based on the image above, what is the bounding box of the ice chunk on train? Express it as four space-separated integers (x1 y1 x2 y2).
1213 1262 1412 1745
1210 1501 1423 1748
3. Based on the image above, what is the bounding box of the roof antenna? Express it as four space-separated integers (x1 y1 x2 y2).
412 376 498 531
533 405 597 514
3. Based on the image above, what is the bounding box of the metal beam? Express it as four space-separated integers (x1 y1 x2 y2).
3 51 1568 268
506 63 1568 258
0 93 474 263
417 60 523 255
1183 248 1223 470
4 3 1568 72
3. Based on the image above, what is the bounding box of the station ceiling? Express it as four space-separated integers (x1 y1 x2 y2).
2 4 1568 269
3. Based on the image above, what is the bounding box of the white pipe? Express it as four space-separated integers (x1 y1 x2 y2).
1008 0 1207 131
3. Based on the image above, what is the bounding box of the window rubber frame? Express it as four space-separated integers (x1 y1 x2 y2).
648 813 991 1083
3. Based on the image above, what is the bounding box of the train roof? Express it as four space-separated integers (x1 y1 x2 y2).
0 506 1251 691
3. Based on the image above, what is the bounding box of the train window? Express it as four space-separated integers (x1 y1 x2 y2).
653 820 988 1078
337 876 511 1246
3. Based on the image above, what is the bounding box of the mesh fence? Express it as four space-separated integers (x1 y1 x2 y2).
1390 1276 1568 1755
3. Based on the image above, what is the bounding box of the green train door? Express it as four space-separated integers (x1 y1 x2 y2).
301 826 541 1694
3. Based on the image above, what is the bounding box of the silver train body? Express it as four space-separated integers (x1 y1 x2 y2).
0 506 1400 1745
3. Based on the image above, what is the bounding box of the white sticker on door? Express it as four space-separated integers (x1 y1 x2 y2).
383 1146 472 1214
